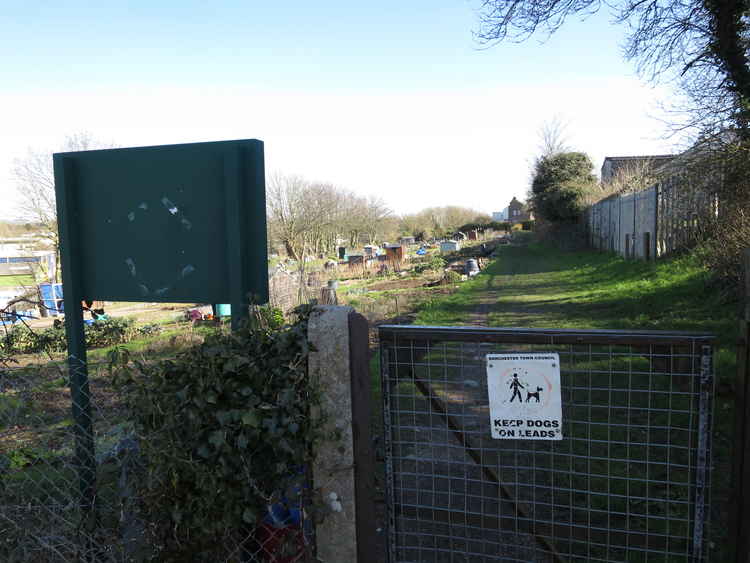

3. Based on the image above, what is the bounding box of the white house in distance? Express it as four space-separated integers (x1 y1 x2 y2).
493 196 533 223
0 234 56 283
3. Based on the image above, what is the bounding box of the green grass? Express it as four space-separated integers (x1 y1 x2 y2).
405 242 738 561
0 275 35 288
418 242 734 336
415 242 737 413
415 242 737 395
76 320 218 365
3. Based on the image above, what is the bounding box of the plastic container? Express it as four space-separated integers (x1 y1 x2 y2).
465 259 479 274
39 283 64 316
215 304 231 317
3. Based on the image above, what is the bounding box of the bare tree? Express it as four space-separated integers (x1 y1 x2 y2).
359 195 393 244
12 133 117 282
603 158 662 195
475 1 750 139
266 173 394 260
538 114 570 157
13 132 117 252
399 206 490 239
266 173 310 261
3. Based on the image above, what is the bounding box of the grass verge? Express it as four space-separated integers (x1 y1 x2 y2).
408 242 737 560
0 275 35 288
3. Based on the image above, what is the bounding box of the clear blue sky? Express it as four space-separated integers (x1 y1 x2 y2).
0 1 677 217
2 1 630 88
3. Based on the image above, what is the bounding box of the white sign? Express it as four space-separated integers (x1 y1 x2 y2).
486 353 563 440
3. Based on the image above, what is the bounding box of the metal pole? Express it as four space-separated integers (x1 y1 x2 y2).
694 344 713 560
53 155 98 534
380 346 396 563
733 249 750 562
224 146 250 331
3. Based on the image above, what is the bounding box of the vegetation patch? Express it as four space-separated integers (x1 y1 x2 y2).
0 275 35 288
113 307 324 560
1 318 162 356
414 242 737 559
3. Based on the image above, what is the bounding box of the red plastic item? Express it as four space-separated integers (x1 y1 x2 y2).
254 522 306 562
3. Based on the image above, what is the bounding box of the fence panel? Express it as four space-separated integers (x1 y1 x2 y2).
588 176 716 260
380 325 715 563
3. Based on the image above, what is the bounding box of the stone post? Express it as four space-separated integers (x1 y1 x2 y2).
307 305 375 563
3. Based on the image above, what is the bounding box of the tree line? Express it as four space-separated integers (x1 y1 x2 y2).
8 142 497 266
266 173 493 260
478 0 750 289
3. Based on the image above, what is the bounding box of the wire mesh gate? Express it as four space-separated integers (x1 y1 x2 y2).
379 325 715 563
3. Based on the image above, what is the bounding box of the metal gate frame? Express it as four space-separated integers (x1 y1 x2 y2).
379 325 715 563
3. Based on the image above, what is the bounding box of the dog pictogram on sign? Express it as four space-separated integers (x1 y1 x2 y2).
486 353 563 440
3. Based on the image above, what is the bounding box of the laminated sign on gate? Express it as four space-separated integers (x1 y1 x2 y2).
486 353 563 440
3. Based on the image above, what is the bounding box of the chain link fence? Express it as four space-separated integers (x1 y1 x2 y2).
1 350 315 562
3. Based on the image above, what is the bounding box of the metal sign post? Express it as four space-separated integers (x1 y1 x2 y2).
53 155 97 525
53 139 269 529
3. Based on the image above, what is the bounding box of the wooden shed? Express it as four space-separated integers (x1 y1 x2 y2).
440 240 460 253
385 245 405 262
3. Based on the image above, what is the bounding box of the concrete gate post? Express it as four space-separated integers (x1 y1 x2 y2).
307 305 376 563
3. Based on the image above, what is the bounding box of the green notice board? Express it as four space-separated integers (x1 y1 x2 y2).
52 139 268 512
53 139 268 305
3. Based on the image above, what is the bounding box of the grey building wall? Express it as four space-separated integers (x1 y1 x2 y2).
587 186 657 259
586 178 715 260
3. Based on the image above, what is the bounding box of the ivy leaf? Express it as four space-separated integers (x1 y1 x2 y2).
263 417 277 433
116 307 323 557
175 387 188 402
278 438 294 454
242 507 257 524
208 430 225 448
215 410 232 426
242 410 260 428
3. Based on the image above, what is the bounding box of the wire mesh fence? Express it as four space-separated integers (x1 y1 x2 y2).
379 326 715 563
0 354 316 562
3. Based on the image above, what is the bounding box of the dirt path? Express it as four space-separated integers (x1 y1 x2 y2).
464 243 607 330
466 273 503 326
466 243 532 327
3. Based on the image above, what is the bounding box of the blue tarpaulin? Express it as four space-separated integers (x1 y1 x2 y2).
39 283 64 316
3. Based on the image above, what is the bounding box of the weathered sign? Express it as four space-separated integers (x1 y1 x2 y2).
54 139 268 305
486 353 563 440
53 139 268 517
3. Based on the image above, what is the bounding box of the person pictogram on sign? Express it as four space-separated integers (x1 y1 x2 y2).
508 373 525 403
